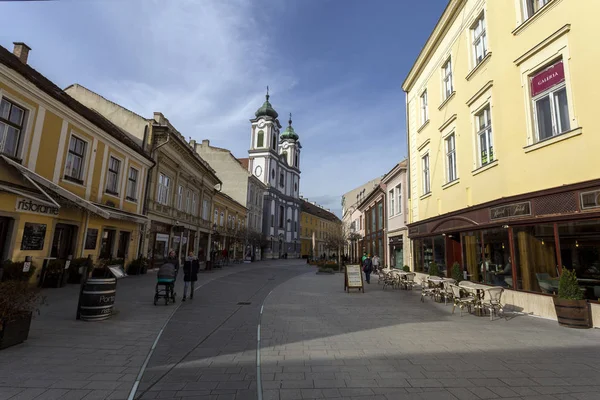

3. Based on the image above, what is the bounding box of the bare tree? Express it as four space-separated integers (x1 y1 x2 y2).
323 224 349 270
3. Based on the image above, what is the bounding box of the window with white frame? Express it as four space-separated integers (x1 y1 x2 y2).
192 193 198 215
396 184 402 215
220 212 224 226
105 156 121 195
523 0 551 20
214 209 218 224
476 106 494 166
472 13 487 66
442 58 453 100
203 199 209 220
185 190 191 213
422 154 431 194
445 134 457 183
0 98 25 158
64 135 86 183
157 173 170 205
126 167 138 201
420 90 428 124
531 60 570 142
389 189 395 217
176 185 184 210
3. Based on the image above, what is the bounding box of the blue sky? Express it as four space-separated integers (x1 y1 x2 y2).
1 0 447 216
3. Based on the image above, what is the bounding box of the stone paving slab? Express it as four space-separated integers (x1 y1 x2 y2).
260 272 600 400
0 262 268 400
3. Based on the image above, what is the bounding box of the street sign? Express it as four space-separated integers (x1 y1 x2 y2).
344 264 364 293
22 261 31 272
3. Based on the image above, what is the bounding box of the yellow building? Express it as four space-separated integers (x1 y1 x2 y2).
300 199 341 258
211 191 247 261
0 43 152 274
403 0 600 316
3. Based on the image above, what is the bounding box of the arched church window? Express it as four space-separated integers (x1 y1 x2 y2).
280 172 284 187
272 135 277 150
257 130 264 147
271 169 275 180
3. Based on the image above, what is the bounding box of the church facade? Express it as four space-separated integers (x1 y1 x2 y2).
246 92 302 259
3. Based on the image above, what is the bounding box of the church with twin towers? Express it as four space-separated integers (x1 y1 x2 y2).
247 90 302 259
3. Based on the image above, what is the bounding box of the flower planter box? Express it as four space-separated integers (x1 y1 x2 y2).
0 312 32 350
553 297 592 329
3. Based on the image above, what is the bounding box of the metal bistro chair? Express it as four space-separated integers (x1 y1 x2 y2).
450 284 476 316
402 272 417 290
441 279 456 305
482 287 505 321
378 268 392 285
382 270 397 290
420 277 437 302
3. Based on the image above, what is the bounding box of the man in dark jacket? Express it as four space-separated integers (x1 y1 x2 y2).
363 254 373 284
182 251 199 301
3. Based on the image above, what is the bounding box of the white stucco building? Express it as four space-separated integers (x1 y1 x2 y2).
382 160 410 269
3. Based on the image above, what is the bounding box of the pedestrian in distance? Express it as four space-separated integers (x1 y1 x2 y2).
182 251 199 301
372 254 380 274
361 252 367 265
167 250 180 274
363 254 373 284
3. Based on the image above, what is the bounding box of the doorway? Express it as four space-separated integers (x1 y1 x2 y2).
445 233 463 275
99 229 116 259
117 231 131 259
0 217 13 260
395 246 404 269
50 223 78 259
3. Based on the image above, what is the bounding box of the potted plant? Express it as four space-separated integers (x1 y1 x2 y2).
66 258 90 284
1 260 35 282
42 260 66 288
0 281 44 350
428 262 440 278
451 262 463 283
402 265 410 272
553 269 591 329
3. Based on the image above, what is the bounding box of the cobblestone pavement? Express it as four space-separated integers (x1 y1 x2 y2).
0 260 278 400
135 260 310 400
260 272 600 400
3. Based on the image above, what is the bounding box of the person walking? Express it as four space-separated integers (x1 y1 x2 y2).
167 250 180 276
372 254 380 274
363 254 373 284
361 252 367 265
182 251 199 301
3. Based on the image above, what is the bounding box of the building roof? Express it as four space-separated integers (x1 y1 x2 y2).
280 114 299 141
0 45 153 162
301 199 341 224
356 184 384 211
237 158 249 170
381 159 408 184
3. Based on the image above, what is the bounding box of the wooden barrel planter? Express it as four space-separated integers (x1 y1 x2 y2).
0 312 33 350
553 297 592 329
79 278 117 321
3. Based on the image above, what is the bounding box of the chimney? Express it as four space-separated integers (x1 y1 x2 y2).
202 139 210 147
190 139 196 148
13 42 31 64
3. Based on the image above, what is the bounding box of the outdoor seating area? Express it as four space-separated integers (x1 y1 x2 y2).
378 270 505 321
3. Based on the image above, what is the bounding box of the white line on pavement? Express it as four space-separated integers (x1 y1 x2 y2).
256 289 273 400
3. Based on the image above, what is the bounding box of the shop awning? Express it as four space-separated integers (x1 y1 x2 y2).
0 182 59 208
1 155 110 218
95 203 149 225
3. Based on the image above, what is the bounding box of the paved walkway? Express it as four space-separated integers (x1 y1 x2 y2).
0 260 280 400
260 272 600 400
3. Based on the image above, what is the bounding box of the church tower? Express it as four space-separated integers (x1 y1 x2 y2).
248 89 281 187
279 113 301 199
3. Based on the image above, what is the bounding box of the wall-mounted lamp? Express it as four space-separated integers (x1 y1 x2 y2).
502 225 509 229
502 243 505 249
576 240 579 248
541 238 545 246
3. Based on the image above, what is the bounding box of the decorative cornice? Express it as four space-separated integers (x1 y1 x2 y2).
466 81 494 107
514 24 571 66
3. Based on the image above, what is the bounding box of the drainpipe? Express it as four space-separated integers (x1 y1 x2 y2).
80 211 90 258
404 90 412 270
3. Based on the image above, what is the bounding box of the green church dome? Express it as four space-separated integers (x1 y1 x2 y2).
255 90 278 119
280 114 299 141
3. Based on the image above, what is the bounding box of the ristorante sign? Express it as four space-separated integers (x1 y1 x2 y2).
531 61 565 97
15 197 59 216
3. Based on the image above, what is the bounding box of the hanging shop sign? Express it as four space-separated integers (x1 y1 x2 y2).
490 201 531 221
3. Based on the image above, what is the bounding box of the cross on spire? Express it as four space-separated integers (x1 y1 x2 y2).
266 85 270 101
288 113 292 126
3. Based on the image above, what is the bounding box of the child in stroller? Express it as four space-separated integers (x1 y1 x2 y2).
154 261 178 305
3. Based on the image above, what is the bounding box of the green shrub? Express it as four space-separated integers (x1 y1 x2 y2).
451 262 463 283
428 262 440 277
127 257 149 275
558 268 584 300
1 260 35 282
402 265 410 272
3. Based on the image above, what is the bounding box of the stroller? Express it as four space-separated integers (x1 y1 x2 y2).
154 262 178 305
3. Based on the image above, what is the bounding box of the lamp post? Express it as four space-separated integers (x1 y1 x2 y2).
278 232 283 259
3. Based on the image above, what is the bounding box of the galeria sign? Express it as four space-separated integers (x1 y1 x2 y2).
15 197 59 216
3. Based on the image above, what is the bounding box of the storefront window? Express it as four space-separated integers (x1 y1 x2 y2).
423 238 433 273
558 220 600 300
433 235 446 274
413 239 423 272
462 231 482 282
482 228 511 286
513 224 558 294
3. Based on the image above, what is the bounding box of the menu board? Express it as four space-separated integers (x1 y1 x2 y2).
84 228 99 250
345 264 364 293
20 223 47 250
